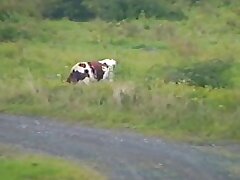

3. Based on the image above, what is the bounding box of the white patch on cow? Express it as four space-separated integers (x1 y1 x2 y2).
99 59 117 82
99 59 117 67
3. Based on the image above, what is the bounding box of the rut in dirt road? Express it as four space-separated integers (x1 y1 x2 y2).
0 114 239 180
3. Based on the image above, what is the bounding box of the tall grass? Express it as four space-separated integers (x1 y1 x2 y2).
0 3 240 142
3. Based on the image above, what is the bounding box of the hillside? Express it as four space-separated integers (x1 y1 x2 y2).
0 0 240 142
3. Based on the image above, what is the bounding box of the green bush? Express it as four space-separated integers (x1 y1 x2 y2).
41 0 94 21
84 0 186 21
1 0 186 22
163 59 235 88
0 24 19 42
0 24 31 42
0 0 41 21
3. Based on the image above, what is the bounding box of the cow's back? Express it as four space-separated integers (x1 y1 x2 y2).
88 61 106 81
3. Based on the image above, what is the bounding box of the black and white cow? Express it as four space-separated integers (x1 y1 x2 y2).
66 59 117 84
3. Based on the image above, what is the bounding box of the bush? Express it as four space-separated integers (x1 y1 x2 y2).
0 24 19 42
11 0 186 22
164 59 234 88
146 59 236 89
0 0 42 21
85 0 186 21
0 24 31 42
41 0 94 21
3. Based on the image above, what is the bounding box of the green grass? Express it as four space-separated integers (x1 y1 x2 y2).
0 145 106 180
0 2 240 142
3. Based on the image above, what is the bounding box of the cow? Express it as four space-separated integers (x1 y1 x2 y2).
66 58 117 85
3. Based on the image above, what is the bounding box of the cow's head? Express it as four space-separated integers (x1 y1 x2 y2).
99 59 117 71
66 70 89 84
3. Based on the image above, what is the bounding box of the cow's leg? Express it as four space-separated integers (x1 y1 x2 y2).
102 67 110 81
105 66 115 82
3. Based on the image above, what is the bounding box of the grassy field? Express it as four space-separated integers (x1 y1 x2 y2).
0 2 240 142
0 144 106 180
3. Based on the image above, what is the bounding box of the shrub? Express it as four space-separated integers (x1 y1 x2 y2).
85 0 186 21
0 0 42 21
164 59 234 88
146 59 236 89
41 0 94 21
0 24 19 42
0 0 187 22
0 24 31 42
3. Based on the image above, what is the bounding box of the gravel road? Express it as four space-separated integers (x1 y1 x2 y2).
0 114 239 180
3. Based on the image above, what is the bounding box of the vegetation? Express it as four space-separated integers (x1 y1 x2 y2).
0 0 240 142
0 0 186 21
0 145 106 180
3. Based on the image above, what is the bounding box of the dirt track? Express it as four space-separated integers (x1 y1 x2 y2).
0 114 239 180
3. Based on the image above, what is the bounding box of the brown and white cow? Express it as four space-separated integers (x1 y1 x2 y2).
66 59 117 85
